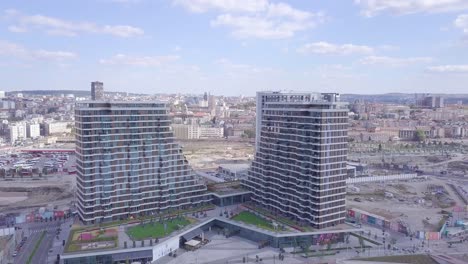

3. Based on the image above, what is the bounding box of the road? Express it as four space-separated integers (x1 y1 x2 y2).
46 217 75 264
12 218 74 264
33 232 54 264
14 231 41 264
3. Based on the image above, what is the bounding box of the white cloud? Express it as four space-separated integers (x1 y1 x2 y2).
99 54 180 66
32 50 77 60
215 58 274 73
175 0 323 39
7 25 27 33
211 14 315 39
5 9 144 37
455 14 468 35
427 65 468 73
0 40 77 61
267 2 312 20
360 56 433 66
173 0 268 13
355 0 468 16
0 40 26 57
301 64 363 81
378 44 400 51
297 42 374 55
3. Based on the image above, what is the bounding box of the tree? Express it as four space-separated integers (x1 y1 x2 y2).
326 242 332 251
243 129 255 139
414 130 426 142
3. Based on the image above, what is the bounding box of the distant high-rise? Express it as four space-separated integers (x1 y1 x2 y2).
423 95 444 108
75 101 211 224
243 91 349 229
208 95 216 112
91 81 104 100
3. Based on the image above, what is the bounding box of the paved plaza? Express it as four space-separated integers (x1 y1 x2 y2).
161 233 307 264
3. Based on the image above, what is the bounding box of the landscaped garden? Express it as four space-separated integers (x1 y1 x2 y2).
231 211 276 231
66 227 118 252
243 202 315 232
126 217 192 240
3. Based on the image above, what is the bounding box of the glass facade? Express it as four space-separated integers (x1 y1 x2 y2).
243 92 349 229
75 101 211 224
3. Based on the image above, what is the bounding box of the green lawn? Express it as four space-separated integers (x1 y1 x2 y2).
356 255 439 264
232 211 275 231
127 217 191 240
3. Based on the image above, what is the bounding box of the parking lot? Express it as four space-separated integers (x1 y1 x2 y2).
0 152 76 179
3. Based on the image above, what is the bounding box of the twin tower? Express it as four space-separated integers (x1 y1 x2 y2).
75 87 348 229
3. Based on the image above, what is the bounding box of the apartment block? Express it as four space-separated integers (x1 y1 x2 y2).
75 101 211 224
26 123 40 138
91 81 104 101
243 91 349 229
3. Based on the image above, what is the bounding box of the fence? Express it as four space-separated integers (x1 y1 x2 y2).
347 174 421 184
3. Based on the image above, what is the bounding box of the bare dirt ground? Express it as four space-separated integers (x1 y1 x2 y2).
179 138 254 169
347 177 464 232
0 191 28 205
0 173 75 214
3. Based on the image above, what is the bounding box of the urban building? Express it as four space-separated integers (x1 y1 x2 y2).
171 124 224 140
26 123 40 138
0 101 15 110
75 101 211 224
8 123 26 144
423 95 444 108
416 94 444 108
44 122 71 135
91 81 104 100
171 124 200 140
243 91 349 229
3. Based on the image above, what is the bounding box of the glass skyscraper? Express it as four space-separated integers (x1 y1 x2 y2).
75 101 210 224
243 91 349 229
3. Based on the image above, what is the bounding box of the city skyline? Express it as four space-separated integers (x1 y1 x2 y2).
0 0 468 95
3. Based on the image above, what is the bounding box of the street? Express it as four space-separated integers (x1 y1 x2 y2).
12 217 75 264
13 231 41 264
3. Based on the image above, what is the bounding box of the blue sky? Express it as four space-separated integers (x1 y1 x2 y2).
0 0 468 96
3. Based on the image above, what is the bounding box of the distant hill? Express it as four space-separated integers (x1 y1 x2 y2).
341 93 468 104
7 90 90 97
6 90 148 97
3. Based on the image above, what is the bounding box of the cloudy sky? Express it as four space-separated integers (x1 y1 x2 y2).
0 0 468 95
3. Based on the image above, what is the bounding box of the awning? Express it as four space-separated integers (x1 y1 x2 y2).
185 240 201 247
182 228 203 241
112 250 153 261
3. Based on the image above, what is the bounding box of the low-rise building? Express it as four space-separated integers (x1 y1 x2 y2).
44 122 71 135
171 124 224 139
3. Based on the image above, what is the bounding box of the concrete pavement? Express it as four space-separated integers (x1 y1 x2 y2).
14 231 41 264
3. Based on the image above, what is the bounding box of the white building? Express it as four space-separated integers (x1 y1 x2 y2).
172 124 201 139
172 124 224 140
199 126 224 138
45 122 71 135
27 123 40 138
9 123 27 143
0 91 5 99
